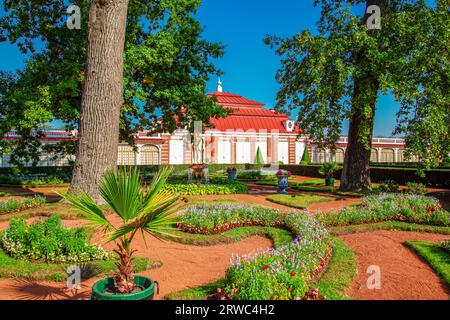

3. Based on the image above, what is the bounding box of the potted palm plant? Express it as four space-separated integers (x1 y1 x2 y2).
62 166 179 300
319 162 339 187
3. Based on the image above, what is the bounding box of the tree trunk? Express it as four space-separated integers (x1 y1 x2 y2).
339 77 378 191
339 0 385 191
70 0 129 202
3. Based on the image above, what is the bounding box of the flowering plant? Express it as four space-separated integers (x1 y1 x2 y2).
275 170 291 176
226 167 237 173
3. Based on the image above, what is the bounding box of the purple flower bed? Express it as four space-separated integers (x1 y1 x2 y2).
316 193 449 226
177 204 333 300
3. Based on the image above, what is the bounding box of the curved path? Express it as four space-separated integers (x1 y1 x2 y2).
0 230 272 300
340 230 449 300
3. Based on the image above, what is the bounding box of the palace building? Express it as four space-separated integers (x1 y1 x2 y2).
0 81 410 168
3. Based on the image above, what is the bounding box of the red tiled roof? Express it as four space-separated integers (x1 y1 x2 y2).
207 91 301 134
208 91 265 107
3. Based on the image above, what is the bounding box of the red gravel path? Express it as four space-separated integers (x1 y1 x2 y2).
340 230 449 300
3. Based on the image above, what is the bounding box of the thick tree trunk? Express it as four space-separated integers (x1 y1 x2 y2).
339 78 378 191
339 0 385 191
70 0 129 202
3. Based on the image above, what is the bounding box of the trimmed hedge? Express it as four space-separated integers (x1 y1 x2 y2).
280 165 450 188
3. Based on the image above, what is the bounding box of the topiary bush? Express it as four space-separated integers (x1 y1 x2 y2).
1 215 110 263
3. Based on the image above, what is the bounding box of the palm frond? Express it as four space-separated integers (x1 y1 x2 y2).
141 166 173 207
100 167 143 222
59 191 113 232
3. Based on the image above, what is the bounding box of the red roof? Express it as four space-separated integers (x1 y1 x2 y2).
207 91 301 134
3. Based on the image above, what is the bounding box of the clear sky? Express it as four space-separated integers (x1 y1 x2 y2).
0 0 401 137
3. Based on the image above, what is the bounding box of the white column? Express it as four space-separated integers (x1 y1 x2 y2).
135 144 143 165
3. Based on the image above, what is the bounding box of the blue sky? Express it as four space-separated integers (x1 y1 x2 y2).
0 0 401 137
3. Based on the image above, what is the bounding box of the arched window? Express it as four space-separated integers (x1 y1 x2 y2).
334 148 345 163
370 149 378 162
380 149 394 163
118 145 136 165
140 145 160 165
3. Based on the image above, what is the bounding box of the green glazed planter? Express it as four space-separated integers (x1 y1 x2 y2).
91 275 157 300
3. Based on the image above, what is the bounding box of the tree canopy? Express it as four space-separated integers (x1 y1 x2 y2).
0 0 228 167
266 0 449 169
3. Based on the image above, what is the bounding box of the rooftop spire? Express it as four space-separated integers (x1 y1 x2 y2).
217 78 223 92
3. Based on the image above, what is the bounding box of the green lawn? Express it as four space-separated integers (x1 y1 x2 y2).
266 193 336 209
311 238 356 300
405 241 450 286
330 221 450 236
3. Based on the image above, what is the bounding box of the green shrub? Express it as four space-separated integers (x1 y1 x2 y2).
378 180 400 193
1 215 110 263
316 194 449 226
0 174 69 187
300 148 310 165
442 240 450 253
0 196 46 214
405 182 426 195
254 147 265 165
162 181 248 195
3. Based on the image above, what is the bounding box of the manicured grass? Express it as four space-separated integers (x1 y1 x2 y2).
330 221 450 236
163 225 293 248
405 241 450 286
311 238 356 300
0 248 157 282
266 194 335 209
298 179 325 186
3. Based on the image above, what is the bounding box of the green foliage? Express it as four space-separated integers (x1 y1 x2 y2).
266 194 335 209
312 238 356 300
317 194 449 227
254 147 265 165
63 166 180 293
0 196 46 214
1 215 109 263
442 239 450 254
300 147 310 165
405 241 450 285
318 162 339 179
378 180 400 193
178 204 284 234
405 182 426 195
162 181 248 196
266 0 449 167
0 174 69 187
0 0 227 167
